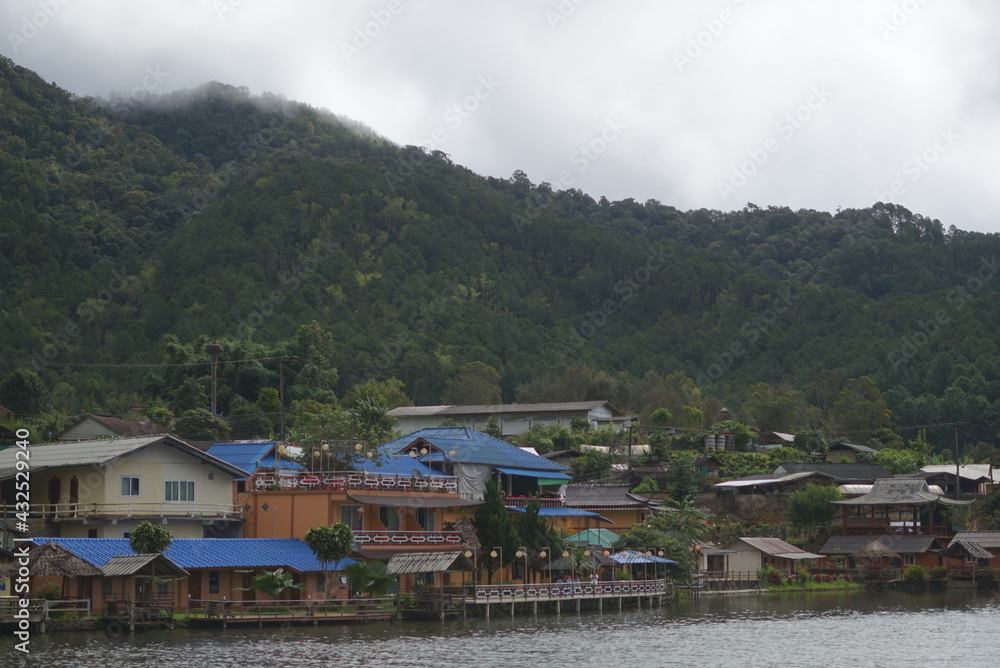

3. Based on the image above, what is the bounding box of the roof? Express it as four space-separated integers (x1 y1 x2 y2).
496 467 571 480
838 483 945 496
0 435 247 481
207 442 306 474
386 551 476 574
351 454 449 477
562 484 656 510
729 537 818 558
949 531 1000 549
920 464 1000 483
355 545 462 559
378 427 569 474
818 535 942 555
828 442 878 454
941 540 994 560
565 528 620 549
506 507 612 523
347 491 480 508
100 553 189 578
773 463 892 481
387 401 626 418
832 478 972 506
715 471 817 489
609 550 676 565
32 538 354 572
59 415 168 439
0 542 103 578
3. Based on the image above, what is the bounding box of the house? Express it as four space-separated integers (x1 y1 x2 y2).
29 537 354 613
56 415 168 441
561 483 658 531
946 531 1000 570
818 535 946 571
715 463 892 496
0 435 246 538
387 401 634 436
542 449 586 469
719 537 823 575
826 442 877 463
914 464 1000 498
830 478 972 537
758 432 796 448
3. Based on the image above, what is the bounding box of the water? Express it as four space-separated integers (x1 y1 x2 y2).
7 589 1000 667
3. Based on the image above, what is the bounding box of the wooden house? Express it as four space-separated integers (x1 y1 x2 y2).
720 537 823 575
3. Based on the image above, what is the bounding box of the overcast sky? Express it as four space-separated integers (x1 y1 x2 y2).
4 0 999 232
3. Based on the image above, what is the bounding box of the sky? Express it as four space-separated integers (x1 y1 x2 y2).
4 0 1000 233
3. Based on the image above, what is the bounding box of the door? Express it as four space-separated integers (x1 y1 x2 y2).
69 476 79 516
47 478 61 518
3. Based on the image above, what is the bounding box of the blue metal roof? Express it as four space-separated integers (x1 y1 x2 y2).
506 507 612 522
32 538 352 572
496 467 571 480
378 427 569 474
609 550 676 565
208 442 305 474
352 454 450 477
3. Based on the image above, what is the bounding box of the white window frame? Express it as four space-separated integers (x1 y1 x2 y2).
903 554 915 566
121 476 141 497
164 480 195 502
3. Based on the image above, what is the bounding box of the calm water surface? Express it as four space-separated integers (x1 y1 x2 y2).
6 589 1000 667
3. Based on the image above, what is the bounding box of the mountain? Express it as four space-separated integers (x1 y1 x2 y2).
2 56 1000 450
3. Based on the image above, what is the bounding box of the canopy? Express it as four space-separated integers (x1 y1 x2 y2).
506 507 612 523
386 551 477 574
496 467 572 480
347 491 480 508
540 553 614 572
610 550 677 565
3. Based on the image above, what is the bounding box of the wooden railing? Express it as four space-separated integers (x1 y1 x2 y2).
1 502 242 521
186 598 395 620
501 496 565 508
693 571 763 592
467 579 671 601
354 530 464 546
252 471 458 493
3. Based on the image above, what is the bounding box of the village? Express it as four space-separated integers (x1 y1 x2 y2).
0 401 998 635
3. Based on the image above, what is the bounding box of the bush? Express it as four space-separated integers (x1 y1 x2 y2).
927 566 948 580
902 565 926 582
37 582 62 600
979 568 996 583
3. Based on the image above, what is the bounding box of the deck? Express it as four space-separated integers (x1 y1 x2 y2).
186 598 395 627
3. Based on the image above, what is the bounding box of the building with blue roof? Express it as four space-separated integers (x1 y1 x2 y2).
207 441 306 475
375 427 571 500
31 537 355 613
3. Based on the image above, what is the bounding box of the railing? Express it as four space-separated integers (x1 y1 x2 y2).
186 598 395 620
354 530 464 546
44 598 91 619
467 579 671 601
0 598 45 622
1 502 243 521
501 496 565 508
251 471 458 493
693 571 763 592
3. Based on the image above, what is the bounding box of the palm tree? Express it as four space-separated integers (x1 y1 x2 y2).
343 561 397 598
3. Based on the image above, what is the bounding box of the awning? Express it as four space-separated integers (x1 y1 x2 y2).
774 552 824 560
609 550 677 565
537 478 569 486
387 551 476 574
496 467 572 480
506 507 612 523
347 491 480 508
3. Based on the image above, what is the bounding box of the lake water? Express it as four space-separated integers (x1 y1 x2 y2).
8 589 1000 667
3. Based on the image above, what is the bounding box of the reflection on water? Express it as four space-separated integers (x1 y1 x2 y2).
10 589 1000 668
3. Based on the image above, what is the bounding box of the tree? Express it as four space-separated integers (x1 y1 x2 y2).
304 523 355 598
786 483 843 540
825 376 896 444
174 408 230 441
517 499 563 582
663 452 700 503
473 480 520 583
649 408 673 428
614 500 709 582
343 560 396 598
248 568 305 600
129 520 173 554
442 361 502 405
741 382 817 434
0 370 51 416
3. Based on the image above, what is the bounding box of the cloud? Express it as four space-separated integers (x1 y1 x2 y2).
3 0 999 231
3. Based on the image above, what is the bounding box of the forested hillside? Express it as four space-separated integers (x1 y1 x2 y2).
2 56 1000 454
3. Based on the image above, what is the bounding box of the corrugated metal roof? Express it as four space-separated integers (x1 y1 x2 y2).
832 478 972 506
64 415 168 439
100 553 188 578
496 467 571 480
610 550 676 564
921 464 1000 482
207 442 305 474
715 471 816 488
565 528 619 548
774 463 891 481
388 401 623 417
352 456 448 477
386 551 476 574
942 540 994 560
949 531 1000 549
563 484 656 509
378 427 569 473
731 537 812 557
506 507 612 522
839 483 945 496
347 491 480 508
0 436 246 480
33 538 354 572
818 535 941 555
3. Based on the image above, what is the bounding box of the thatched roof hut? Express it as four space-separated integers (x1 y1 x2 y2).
0 542 101 578
851 540 901 561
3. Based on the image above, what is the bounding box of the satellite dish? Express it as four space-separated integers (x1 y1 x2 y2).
412 469 423 479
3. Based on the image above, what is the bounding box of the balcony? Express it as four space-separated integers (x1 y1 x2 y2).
501 496 564 508
2 502 243 522
354 530 465 546
251 470 458 494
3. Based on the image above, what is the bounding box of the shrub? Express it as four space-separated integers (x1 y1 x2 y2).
927 566 948 580
37 582 62 600
903 565 926 582
979 568 996 583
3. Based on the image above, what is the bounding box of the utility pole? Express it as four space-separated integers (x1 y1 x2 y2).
953 422 964 500
277 355 299 442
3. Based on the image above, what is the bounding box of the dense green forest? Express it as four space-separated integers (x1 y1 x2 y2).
2 55 1000 455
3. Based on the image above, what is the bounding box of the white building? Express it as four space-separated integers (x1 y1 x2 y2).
387 401 633 436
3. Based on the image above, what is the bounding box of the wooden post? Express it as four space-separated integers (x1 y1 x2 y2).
485 601 490 619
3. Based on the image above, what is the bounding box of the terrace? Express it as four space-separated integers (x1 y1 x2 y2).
1 501 243 522
250 470 458 493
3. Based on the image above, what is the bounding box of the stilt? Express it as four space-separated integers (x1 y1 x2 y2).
510 602 514 618
533 601 537 615
575 598 580 613
617 597 622 611
556 599 561 615
485 602 490 619
598 597 603 613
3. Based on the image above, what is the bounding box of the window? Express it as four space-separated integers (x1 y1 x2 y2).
157 581 168 595
165 481 195 502
316 573 325 593
340 504 363 531
102 578 113 596
903 554 915 566
121 476 140 497
379 507 401 531
209 571 220 594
